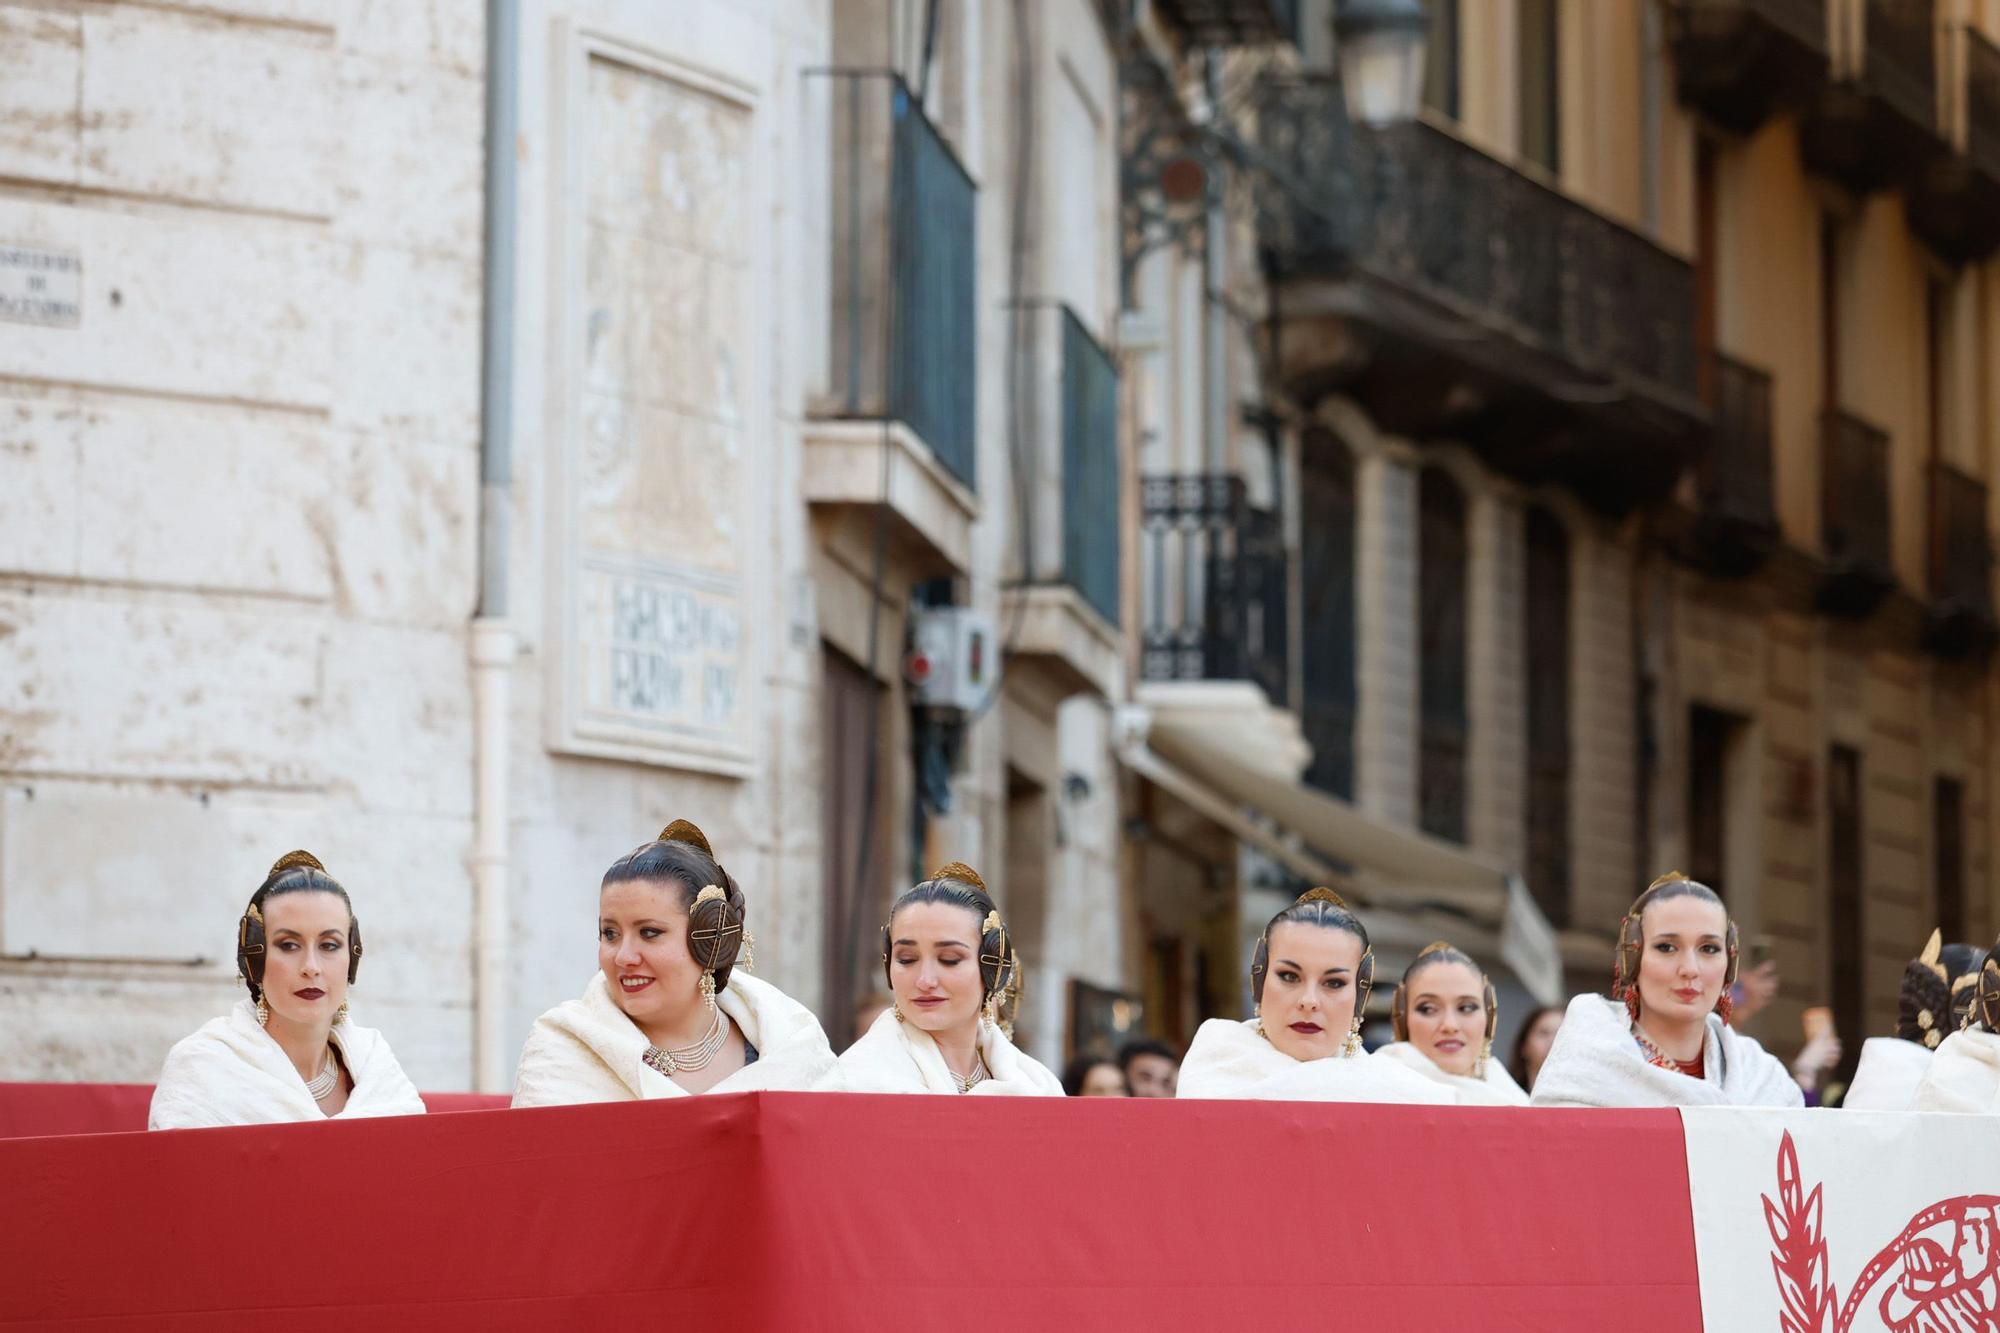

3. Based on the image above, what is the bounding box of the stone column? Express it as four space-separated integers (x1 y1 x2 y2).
1354 444 1419 826
1467 483 1527 868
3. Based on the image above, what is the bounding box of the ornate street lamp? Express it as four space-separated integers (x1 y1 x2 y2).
1335 0 1431 127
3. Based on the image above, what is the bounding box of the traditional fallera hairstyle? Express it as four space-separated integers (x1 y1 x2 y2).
1249 887 1374 1055
1391 941 1498 1075
237 850 361 1020
1611 872 1739 1024
1895 929 1988 1049
602 820 750 990
882 862 1017 1012
1971 934 2000 1035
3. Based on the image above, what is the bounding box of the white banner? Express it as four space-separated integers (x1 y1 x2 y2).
1683 1106 2000 1331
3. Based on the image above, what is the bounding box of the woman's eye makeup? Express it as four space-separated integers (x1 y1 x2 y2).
1275 969 1299 983
640 928 661 940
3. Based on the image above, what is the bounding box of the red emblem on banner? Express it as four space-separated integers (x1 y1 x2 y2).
1765 1130 2000 1332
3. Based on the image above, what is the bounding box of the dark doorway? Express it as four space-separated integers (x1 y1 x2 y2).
1419 468 1468 842
1300 427 1357 800
1828 745 1864 1086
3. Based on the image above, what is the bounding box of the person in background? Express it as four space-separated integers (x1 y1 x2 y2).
1910 935 2000 1114
1531 873 1801 1109
1062 1055 1128 1097
1726 957 1781 1030
1507 1004 1565 1094
1373 942 1528 1105
1843 930 1986 1110
1118 1038 1180 1099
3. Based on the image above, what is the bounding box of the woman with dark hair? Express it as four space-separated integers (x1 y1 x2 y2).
1374 942 1528 1105
1910 934 2000 1113
820 863 1062 1095
1176 888 1449 1104
1531 873 1800 1108
150 850 424 1129
512 821 834 1103
1845 929 1986 1110
1062 1055 1128 1097
1506 1004 1565 1094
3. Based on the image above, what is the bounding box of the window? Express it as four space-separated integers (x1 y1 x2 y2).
1419 468 1469 842
822 647 888 1044
1936 777 1966 943
1301 427 1357 800
1525 508 1571 925
1518 0 1561 174
1688 706 1738 897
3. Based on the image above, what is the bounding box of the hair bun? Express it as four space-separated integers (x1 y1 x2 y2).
269 849 326 878
931 862 987 893
1294 886 1350 910
658 820 715 858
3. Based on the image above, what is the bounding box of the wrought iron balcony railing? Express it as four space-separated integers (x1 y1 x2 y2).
1685 352 1780 575
1059 308 1122 628
1152 0 1297 46
1141 475 1289 705
1969 27 2000 182
1929 461 1995 622
1256 76 1701 407
1865 0 1938 134
819 72 977 492
1818 409 1895 613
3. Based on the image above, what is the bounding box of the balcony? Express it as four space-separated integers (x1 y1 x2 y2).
1668 0 1831 133
1816 409 1897 617
1678 352 1779 578
1001 306 1124 701
1923 461 1997 658
1802 0 1944 194
1141 475 1289 706
1907 25 2000 263
1151 0 1298 46
805 72 979 575
1255 77 1706 516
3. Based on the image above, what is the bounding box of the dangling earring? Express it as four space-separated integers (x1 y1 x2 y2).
1715 988 1734 1025
1477 1038 1493 1079
740 930 756 973
255 995 269 1027
698 969 717 1013
1343 1016 1364 1057
1253 1005 1265 1039
1623 987 1641 1026
892 1001 908 1024
981 996 999 1032
333 1000 350 1026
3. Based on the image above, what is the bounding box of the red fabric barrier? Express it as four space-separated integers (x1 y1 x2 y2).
0 1082 508 1139
0 1093 1701 1331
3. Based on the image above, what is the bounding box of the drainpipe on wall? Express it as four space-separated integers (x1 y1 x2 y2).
471 0 520 1094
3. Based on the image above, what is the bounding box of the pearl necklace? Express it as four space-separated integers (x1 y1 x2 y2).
305 1047 339 1101
643 1008 730 1077
950 1054 989 1095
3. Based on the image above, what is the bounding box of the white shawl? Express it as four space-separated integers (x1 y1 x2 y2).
512 971 835 1106
1909 1028 2000 1114
149 999 426 1130
1373 1039 1529 1106
1529 994 1803 1109
1841 1036 1933 1112
818 1007 1064 1096
1174 1018 1454 1104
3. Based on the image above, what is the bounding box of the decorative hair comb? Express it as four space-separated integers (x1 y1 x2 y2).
1294 886 1349 909
981 908 1003 935
659 820 715 857
1646 870 1692 892
932 862 988 893
695 884 726 906
1918 928 1945 980
1415 940 1454 959
269 849 325 878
